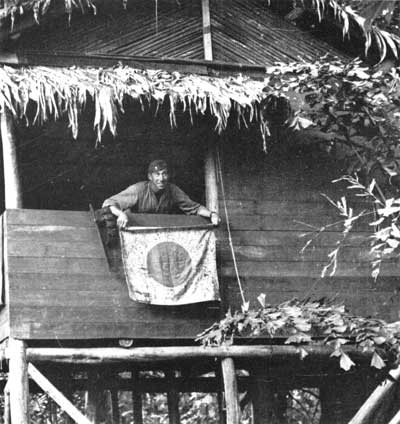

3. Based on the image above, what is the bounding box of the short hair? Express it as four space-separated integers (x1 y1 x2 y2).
148 160 168 174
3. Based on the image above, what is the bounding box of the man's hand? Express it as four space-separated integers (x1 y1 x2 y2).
116 211 129 228
210 212 220 226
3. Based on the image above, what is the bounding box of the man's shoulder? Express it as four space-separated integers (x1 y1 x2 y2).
125 181 148 191
168 183 184 193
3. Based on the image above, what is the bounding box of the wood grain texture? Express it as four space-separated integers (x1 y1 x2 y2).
5 209 97 226
217 140 400 322
5 209 218 340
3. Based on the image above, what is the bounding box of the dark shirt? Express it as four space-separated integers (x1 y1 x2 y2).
102 181 201 215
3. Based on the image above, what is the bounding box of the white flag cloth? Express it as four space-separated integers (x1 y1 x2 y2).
120 225 220 305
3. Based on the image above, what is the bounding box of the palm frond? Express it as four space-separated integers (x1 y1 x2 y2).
304 0 400 61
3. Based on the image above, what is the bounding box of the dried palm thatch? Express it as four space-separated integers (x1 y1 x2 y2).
0 65 266 143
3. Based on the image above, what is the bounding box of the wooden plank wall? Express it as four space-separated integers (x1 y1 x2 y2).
218 133 400 321
4 209 218 341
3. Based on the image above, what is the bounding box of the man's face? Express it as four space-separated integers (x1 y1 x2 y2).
148 168 169 191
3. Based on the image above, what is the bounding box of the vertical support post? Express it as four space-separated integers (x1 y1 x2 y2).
216 363 226 424
0 108 22 209
132 370 143 424
85 370 107 424
249 364 283 424
166 370 180 424
205 143 219 214
49 398 58 423
221 358 240 424
110 389 120 424
201 0 213 60
3 382 10 424
8 338 29 424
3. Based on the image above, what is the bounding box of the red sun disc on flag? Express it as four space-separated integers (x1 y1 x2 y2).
146 241 192 287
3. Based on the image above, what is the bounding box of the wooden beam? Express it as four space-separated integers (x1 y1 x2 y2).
221 358 240 424
0 50 267 78
166 370 180 424
132 370 143 424
8 338 29 424
27 363 92 424
205 143 219 213
110 389 120 424
0 108 22 208
85 370 106 424
216 363 226 424
26 345 372 364
201 0 213 60
3 382 10 424
349 364 400 424
250 374 277 424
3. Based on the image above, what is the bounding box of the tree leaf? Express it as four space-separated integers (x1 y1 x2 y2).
340 352 355 371
371 351 386 369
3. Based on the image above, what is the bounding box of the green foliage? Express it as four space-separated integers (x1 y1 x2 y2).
288 0 400 60
263 57 400 176
197 298 400 372
302 175 400 280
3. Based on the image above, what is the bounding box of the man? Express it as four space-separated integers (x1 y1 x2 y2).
103 159 220 228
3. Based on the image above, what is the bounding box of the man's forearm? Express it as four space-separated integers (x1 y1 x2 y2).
109 205 124 218
108 206 129 228
197 205 213 218
197 206 220 226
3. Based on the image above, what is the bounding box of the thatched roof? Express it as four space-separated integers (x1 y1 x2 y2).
0 64 267 143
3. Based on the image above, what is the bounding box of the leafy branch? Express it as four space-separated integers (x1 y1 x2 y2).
197 298 400 372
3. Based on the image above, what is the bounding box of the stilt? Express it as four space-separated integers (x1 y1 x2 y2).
221 357 240 424
3 382 10 424
216 364 226 424
110 389 120 424
249 367 280 424
85 370 106 424
8 338 29 424
132 370 143 424
166 370 180 424
49 398 58 423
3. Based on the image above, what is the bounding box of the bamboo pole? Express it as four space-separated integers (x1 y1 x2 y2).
26 345 372 364
221 358 240 424
28 363 92 424
132 370 143 424
205 142 219 214
8 338 29 424
0 108 22 209
349 364 400 424
201 0 213 60
166 370 180 424
3 382 10 424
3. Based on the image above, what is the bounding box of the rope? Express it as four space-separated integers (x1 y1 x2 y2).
216 146 248 309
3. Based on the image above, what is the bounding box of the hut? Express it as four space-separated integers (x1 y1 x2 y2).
0 0 399 423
